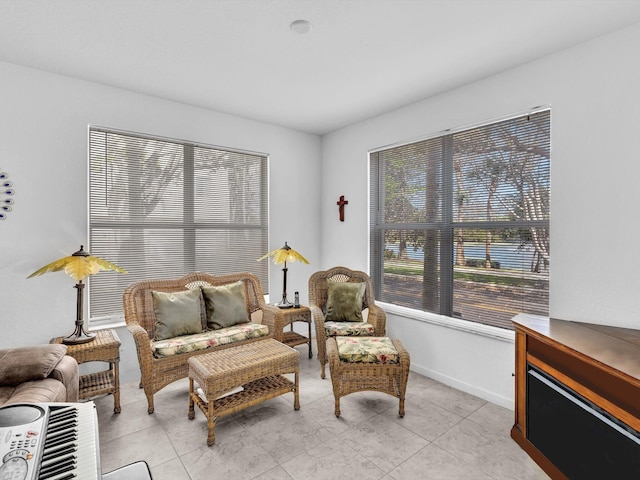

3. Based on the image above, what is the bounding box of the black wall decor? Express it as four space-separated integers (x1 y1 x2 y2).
0 170 14 220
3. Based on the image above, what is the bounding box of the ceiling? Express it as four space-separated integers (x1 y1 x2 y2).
2 1 640 135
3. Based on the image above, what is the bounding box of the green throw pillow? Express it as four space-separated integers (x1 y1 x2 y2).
325 280 366 322
152 288 203 340
201 280 249 330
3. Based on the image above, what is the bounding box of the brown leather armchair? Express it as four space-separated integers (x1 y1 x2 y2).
0 344 79 406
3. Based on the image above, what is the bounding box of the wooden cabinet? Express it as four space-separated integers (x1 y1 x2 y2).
511 314 640 479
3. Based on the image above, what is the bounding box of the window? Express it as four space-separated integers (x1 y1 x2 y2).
88 127 269 322
369 109 550 329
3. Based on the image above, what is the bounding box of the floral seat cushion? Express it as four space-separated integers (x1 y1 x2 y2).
336 336 398 364
152 323 269 358
324 321 375 337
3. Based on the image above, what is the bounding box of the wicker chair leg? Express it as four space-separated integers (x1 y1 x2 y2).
207 401 215 446
397 339 410 418
145 394 154 414
188 378 195 420
320 361 326 379
294 372 300 410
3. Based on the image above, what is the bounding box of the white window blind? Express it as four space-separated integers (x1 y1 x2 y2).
370 109 550 329
88 127 269 322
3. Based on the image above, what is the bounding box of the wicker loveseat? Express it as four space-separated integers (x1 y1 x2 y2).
123 271 284 413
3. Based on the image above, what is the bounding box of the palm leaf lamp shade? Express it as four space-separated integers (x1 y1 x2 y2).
28 245 127 344
258 242 309 308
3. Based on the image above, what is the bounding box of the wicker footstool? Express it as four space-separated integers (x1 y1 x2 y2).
327 336 410 417
188 338 300 446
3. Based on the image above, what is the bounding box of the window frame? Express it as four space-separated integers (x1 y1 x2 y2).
369 107 550 331
87 126 270 324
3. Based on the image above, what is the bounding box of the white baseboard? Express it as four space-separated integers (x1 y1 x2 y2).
411 362 514 411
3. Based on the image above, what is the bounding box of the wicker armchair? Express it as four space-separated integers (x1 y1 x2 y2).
123 271 284 413
308 266 386 378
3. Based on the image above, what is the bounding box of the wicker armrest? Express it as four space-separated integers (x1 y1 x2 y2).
310 304 325 341
260 304 286 341
367 304 387 336
310 303 324 327
326 337 339 364
394 339 411 366
127 323 153 356
311 304 329 377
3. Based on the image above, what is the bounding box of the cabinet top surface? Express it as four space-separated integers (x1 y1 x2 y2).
512 314 640 382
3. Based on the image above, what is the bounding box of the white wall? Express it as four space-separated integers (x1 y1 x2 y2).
2 22 639 405
0 62 321 382
321 23 640 407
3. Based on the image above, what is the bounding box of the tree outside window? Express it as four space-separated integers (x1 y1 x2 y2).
369 110 550 329
88 128 269 322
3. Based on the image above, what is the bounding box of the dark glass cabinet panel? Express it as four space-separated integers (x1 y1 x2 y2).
527 366 640 479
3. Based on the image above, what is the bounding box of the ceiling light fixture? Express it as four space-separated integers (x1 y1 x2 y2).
290 19 312 34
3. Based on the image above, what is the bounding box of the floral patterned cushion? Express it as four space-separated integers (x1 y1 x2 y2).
336 336 398 364
151 323 269 358
324 322 375 337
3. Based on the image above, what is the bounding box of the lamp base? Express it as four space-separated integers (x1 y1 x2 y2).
63 334 95 345
277 295 294 309
62 325 96 345
64 281 96 344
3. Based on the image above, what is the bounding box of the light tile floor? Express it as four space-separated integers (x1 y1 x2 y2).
95 347 549 480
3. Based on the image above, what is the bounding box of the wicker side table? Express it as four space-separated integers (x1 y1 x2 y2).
279 306 313 358
51 329 121 413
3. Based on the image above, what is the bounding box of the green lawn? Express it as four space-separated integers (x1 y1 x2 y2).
384 261 546 288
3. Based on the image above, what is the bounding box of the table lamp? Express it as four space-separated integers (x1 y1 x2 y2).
258 241 309 308
28 245 127 344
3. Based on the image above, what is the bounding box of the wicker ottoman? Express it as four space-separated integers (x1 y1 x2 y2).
327 336 410 417
188 338 300 445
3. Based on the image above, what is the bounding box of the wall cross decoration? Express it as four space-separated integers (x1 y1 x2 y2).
337 195 348 222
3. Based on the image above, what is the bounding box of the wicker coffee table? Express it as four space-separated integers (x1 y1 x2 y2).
327 336 410 418
188 338 300 445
